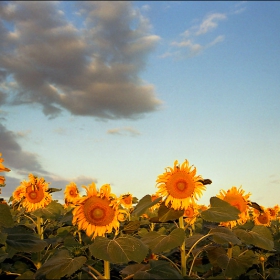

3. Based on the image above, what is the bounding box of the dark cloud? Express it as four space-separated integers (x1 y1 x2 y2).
0 1 162 119
0 123 47 174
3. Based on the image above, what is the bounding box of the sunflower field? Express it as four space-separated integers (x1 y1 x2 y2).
1 153 280 279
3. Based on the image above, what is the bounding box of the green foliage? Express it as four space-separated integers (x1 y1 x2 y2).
3 226 48 252
133 260 183 279
141 228 185 253
131 195 161 217
35 250 87 279
89 235 149 264
200 197 240 222
0 203 14 228
234 225 274 250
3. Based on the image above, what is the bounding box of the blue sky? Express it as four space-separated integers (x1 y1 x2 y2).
0 1 279 207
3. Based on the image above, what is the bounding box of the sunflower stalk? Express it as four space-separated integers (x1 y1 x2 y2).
104 260 110 279
179 216 187 276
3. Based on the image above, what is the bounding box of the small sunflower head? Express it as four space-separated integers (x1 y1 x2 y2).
119 193 133 209
64 182 80 206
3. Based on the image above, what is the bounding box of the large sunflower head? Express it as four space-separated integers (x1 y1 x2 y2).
12 174 52 212
217 186 251 228
72 182 120 239
64 182 80 207
155 160 206 210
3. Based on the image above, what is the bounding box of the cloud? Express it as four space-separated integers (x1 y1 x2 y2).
0 1 162 120
162 12 227 59
107 126 141 136
0 123 47 174
195 13 227 36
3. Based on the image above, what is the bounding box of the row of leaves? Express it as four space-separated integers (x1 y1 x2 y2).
0 196 280 279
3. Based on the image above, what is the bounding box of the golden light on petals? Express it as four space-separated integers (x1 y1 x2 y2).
12 174 52 212
217 186 251 228
267 205 279 220
120 193 133 209
156 160 206 210
0 153 10 173
64 182 80 206
72 183 120 239
0 176 5 185
254 208 271 226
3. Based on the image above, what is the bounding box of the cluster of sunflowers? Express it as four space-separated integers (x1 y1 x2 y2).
1 152 280 279
6 156 279 239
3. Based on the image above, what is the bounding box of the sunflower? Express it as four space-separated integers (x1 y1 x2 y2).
0 176 5 186
119 193 133 209
149 193 162 212
72 182 120 239
64 182 80 207
183 203 199 226
0 153 10 173
0 153 10 186
12 174 52 212
267 205 279 221
156 160 206 210
217 186 251 228
253 206 271 226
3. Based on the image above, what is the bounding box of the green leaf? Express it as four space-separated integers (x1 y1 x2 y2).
200 197 240 223
15 270 35 279
234 225 274 251
209 227 242 245
185 234 205 248
131 195 161 217
208 246 256 278
0 203 14 228
123 220 141 234
89 235 149 264
32 201 64 219
133 260 183 279
141 228 185 254
157 203 184 222
3 226 47 252
35 250 86 279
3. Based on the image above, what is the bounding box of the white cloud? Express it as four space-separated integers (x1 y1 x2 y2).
107 126 141 136
162 12 227 59
0 1 162 120
195 13 227 36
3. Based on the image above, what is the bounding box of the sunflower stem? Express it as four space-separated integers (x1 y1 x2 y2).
179 216 186 276
104 260 110 279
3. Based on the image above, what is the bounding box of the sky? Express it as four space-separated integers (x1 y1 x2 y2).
0 1 280 207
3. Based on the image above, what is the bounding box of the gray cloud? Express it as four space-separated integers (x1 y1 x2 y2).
0 1 162 120
0 123 47 174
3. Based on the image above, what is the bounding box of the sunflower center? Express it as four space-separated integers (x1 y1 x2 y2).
70 190 76 196
123 196 132 205
91 207 105 220
84 196 116 226
166 171 195 199
176 180 186 191
26 185 45 204
257 214 269 224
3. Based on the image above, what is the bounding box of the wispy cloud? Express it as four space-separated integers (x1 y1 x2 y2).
0 1 162 120
161 9 234 59
107 126 141 136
